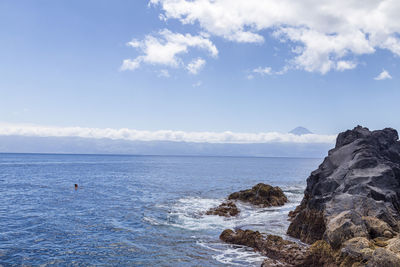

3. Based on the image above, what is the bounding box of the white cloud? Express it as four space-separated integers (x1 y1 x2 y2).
226 31 264 43
374 69 392 80
158 69 170 78
187 58 206 74
251 66 289 77
253 67 272 75
127 40 141 48
122 29 217 71
336 61 357 71
120 58 141 71
0 123 336 144
273 27 373 73
150 0 400 73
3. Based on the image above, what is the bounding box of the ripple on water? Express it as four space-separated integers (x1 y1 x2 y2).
1 154 317 266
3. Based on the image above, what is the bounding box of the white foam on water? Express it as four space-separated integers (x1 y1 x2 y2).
159 186 304 233
197 240 266 266
165 197 238 231
144 185 305 265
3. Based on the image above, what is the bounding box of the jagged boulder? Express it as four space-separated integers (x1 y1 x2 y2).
205 201 239 217
287 126 400 265
228 183 288 207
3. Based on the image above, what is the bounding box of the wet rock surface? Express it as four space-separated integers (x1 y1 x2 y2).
205 201 239 217
228 183 288 207
220 229 307 266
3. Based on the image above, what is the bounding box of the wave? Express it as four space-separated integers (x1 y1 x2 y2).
142 185 305 265
198 240 266 266
144 186 305 234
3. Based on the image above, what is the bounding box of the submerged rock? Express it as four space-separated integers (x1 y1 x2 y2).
205 201 239 217
287 126 400 265
228 183 288 207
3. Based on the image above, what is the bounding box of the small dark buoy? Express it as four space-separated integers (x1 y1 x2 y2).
74 184 78 190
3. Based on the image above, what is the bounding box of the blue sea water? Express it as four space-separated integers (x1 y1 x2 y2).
0 153 321 266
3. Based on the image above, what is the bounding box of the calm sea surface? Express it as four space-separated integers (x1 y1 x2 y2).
0 153 321 266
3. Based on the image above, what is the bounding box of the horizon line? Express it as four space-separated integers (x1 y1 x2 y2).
0 151 324 160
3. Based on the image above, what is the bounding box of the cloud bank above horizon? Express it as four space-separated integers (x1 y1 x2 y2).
122 0 400 75
0 123 336 144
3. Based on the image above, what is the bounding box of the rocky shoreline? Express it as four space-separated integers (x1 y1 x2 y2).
206 183 288 217
220 229 308 266
212 126 400 266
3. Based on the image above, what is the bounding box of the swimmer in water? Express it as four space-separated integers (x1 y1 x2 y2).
74 184 78 190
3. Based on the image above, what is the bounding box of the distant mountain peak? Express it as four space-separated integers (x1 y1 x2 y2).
289 127 313 135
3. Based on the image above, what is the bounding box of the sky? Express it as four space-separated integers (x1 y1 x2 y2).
0 0 399 143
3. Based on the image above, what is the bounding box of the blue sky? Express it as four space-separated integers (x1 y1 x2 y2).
0 0 399 140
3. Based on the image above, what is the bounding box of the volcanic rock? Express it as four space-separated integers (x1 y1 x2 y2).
287 126 400 265
220 229 307 266
228 183 288 207
205 201 239 217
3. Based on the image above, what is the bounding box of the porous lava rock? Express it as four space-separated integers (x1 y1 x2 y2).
228 183 288 207
205 201 239 217
220 229 307 266
206 183 287 217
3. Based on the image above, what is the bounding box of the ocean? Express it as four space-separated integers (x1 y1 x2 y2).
0 153 321 266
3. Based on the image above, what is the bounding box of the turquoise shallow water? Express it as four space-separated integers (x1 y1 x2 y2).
0 153 321 266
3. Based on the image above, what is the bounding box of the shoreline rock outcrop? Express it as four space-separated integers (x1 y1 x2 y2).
219 126 400 266
287 126 400 265
220 229 308 266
